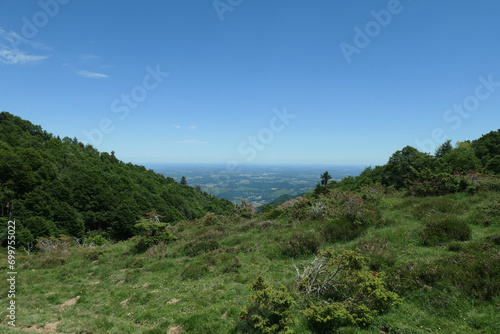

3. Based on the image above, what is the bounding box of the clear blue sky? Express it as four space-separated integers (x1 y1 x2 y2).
1 0 499 165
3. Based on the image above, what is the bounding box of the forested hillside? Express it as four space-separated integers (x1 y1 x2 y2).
0 112 233 243
318 129 500 195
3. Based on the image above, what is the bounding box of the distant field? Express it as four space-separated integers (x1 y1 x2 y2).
145 164 366 206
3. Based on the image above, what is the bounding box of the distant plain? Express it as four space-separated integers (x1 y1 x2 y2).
145 164 366 206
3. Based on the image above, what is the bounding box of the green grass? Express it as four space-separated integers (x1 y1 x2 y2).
1 190 499 333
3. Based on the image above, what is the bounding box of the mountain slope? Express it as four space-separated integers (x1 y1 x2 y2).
0 112 233 241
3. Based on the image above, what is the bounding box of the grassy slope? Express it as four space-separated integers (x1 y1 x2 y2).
1 190 499 333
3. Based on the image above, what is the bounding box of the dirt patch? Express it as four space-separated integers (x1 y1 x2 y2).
24 321 61 332
120 298 130 307
142 283 150 288
44 292 56 296
88 281 100 285
166 298 180 305
221 311 228 319
168 326 182 334
115 280 125 286
60 295 80 308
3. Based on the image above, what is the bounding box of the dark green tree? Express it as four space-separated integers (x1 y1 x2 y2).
441 146 481 173
180 176 187 185
320 171 332 186
435 139 453 158
384 146 435 189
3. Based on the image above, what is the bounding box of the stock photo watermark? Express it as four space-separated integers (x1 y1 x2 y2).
83 65 169 146
6 220 17 327
212 107 295 184
416 74 500 153
213 0 243 21
0 0 70 65
339 0 404 64
20 0 71 39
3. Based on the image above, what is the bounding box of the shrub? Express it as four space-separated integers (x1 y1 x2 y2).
322 218 367 242
83 248 108 261
389 248 500 301
232 200 258 218
408 170 473 196
295 247 401 331
183 229 223 257
195 212 225 226
468 200 500 226
239 275 296 334
281 197 310 220
419 217 471 246
87 234 107 247
135 230 176 252
281 230 322 258
146 242 171 258
410 196 462 219
134 213 177 252
356 237 397 271
309 201 326 219
39 255 67 268
262 209 284 220
447 241 464 252
181 258 210 280
239 219 281 232
36 234 75 254
486 233 500 246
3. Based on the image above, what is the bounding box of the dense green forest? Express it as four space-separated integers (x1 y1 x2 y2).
0 112 233 244
316 130 500 195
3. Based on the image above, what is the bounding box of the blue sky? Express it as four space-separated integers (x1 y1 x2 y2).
1 0 500 166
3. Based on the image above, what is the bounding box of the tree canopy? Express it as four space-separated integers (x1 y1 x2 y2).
0 112 233 243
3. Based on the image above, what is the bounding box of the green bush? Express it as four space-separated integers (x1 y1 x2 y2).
135 230 176 253
195 212 226 226
39 255 67 268
183 229 223 257
281 230 322 258
468 200 500 226
83 248 108 261
419 217 471 246
181 258 210 280
356 237 397 271
408 170 474 196
262 209 284 220
322 218 367 242
282 197 311 220
240 275 296 334
134 215 177 252
295 248 401 331
87 234 107 246
239 219 281 232
486 233 500 246
410 196 462 219
390 248 500 301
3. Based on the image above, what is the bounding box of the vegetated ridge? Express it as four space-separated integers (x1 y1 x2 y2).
0 112 233 243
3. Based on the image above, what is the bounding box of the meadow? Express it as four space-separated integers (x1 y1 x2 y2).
1 187 498 333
